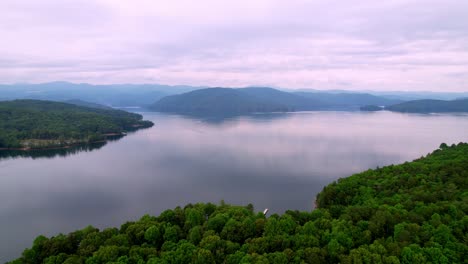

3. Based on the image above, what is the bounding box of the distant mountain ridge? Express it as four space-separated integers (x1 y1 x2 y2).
150 87 404 114
0 82 199 107
150 88 298 114
2 82 467 109
295 91 402 109
385 98 468 113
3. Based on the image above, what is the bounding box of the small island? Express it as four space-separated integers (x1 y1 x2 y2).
8 143 467 263
0 100 153 150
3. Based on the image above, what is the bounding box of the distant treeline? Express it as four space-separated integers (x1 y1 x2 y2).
9 143 468 263
0 100 153 149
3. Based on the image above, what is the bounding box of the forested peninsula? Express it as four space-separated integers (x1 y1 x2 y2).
0 100 153 149
9 143 467 263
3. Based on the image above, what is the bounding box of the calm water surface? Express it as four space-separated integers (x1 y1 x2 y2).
1 111 468 261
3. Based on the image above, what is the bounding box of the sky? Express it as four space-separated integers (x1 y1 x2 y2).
1 0 467 92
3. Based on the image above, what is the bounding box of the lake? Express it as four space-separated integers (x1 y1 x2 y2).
1 111 468 261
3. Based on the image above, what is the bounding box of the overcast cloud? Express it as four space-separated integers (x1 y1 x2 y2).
1 0 467 91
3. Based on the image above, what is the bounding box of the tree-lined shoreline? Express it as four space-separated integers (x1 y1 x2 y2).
8 143 467 263
0 100 153 150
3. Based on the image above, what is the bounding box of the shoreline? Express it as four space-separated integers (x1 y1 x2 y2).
0 134 124 151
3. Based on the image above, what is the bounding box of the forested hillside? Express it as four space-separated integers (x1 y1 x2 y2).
8 143 467 263
386 98 468 113
295 92 402 109
150 88 300 114
149 87 405 114
0 100 153 149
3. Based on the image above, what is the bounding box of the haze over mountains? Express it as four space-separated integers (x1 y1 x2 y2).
1 82 468 114
385 98 468 113
0 82 198 107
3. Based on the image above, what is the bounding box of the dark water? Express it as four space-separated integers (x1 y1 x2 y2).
1 111 468 261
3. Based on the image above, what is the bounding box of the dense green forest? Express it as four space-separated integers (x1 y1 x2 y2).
386 99 468 113
359 105 384 111
0 100 153 149
8 143 467 263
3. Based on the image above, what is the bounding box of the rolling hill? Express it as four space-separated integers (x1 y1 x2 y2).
150 87 324 114
3 82 468 110
295 91 403 110
239 87 325 110
386 98 468 113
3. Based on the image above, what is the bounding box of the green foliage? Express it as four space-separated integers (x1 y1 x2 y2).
9 143 468 263
0 100 153 149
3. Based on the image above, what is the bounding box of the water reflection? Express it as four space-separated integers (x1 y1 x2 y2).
157 112 292 125
0 142 106 160
1 111 468 261
0 135 125 160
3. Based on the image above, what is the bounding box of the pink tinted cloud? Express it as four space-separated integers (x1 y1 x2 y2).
0 0 467 91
